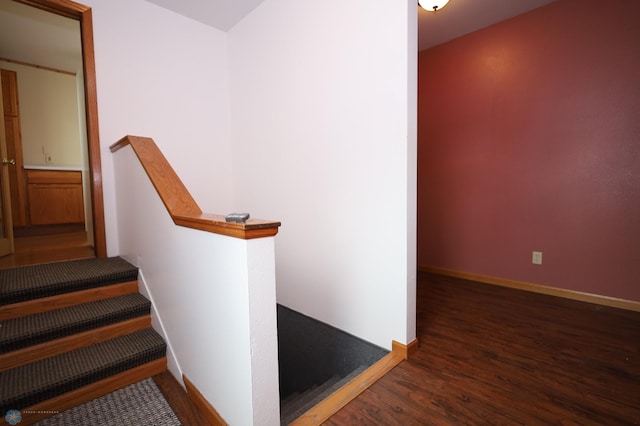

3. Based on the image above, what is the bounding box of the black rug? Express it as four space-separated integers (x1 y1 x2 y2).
32 378 181 425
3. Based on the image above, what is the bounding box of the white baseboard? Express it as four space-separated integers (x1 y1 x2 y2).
137 269 184 386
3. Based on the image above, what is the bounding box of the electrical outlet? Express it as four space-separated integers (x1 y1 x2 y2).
532 251 542 265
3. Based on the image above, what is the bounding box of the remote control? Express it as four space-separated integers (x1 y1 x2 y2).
225 212 250 223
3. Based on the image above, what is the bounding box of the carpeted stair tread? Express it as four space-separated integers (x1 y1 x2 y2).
280 375 341 423
281 365 368 425
0 293 151 353
34 377 181 426
0 328 166 412
0 257 139 306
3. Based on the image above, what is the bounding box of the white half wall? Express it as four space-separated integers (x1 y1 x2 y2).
113 145 280 425
82 0 235 255
228 0 418 349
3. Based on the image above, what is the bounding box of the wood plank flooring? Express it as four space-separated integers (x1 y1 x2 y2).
0 231 94 269
325 272 640 425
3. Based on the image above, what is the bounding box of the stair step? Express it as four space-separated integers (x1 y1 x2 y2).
0 281 139 321
0 328 166 412
0 316 152 371
24 358 167 425
0 257 138 306
280 375 341 421
0 293 151 354
281 365 368 425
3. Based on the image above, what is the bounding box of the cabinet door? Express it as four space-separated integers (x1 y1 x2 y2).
26 170 85 225
28 184 84 225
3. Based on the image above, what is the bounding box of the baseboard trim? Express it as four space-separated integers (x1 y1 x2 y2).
183 375 228 426
290 342 406 425
419 266 640 312
392 338 419 359
137 269 183 391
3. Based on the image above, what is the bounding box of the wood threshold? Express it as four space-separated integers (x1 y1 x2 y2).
419 266 640 312
110 135 280 240
0 281 139 320
289 344 406 425
20 357 167 425
183 375 228 426
0 316 151 371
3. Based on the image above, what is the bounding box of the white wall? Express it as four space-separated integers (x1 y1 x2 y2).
228 0 417 349
85 3 283 422
113 146 280 425
0 61 82 167
78 1 416 420
81 0 235 254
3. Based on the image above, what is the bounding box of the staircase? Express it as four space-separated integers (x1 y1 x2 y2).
280 365 367 425
0 257 167 425
277 304 389 424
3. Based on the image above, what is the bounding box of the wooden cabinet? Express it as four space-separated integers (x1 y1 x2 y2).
26 169 84 225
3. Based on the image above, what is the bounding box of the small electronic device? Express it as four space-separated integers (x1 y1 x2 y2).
225 212 250 223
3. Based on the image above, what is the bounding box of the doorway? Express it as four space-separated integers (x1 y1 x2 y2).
0 0 106 266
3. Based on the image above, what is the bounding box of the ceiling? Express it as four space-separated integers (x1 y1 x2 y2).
143 0 557 51
417 0 557 50
0 0 557 74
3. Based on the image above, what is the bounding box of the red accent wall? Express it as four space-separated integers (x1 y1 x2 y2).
417 0 640 301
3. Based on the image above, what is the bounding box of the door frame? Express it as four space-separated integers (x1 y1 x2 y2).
0 72 15 256
15 0 106 257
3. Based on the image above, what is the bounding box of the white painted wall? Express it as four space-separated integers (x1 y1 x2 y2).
75 0 416 421
81 2 284 422
81 0 235 254
113 146 280 425
228 0 418 349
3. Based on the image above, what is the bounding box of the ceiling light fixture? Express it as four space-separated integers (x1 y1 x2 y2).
418 0 450 12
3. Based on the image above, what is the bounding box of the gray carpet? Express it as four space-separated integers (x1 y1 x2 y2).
34 378 181 425
0 293 151 353
0 257 139 305
0 329 166 412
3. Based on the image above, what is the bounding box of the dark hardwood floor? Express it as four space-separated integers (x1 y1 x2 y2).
325 272 640 425
0 231 95 269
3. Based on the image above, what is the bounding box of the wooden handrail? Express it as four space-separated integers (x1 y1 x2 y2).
110 135 280 240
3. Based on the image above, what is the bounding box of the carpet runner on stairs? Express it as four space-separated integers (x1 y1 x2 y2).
0 257 139 305
0 293 151 353
34 377 180 426
0 329 166 412
0 257 167 423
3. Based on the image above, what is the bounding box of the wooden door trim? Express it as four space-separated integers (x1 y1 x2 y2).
14 0 107 257
0 71 15 255
1 69 28 227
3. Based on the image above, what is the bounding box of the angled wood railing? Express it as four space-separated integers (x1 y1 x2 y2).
110 135 280 240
